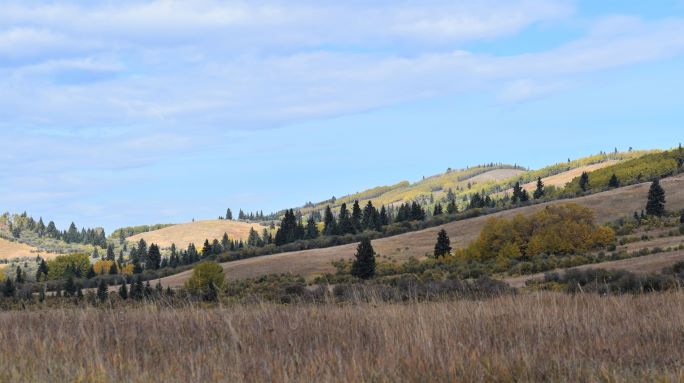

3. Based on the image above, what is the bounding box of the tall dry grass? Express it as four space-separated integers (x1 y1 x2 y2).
1 292 683 382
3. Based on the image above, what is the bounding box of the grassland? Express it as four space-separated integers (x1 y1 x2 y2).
128 219 267 250
1 292 683 382
0 237 56 260
160 173 684 287
500 160 620 195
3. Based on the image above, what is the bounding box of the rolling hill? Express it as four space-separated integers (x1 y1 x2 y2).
158 173 684 287
128 219 268 250
0 237 59 260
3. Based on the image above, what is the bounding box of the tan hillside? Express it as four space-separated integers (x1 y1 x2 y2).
159 174 684 287
128 220 267 249
466 168 525 183
0 237 59 260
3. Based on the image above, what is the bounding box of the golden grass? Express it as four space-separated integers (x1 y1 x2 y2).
128 220 266 249
160 174 684 287
1 292 683 382
0 237 59 260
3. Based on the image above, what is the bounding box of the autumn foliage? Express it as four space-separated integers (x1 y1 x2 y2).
460 203 615 260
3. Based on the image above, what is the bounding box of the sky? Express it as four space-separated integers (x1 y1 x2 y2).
0 0 683 232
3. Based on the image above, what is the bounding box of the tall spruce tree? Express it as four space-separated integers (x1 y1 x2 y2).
351 201 363 233
533 177 545 200
608 173 620 188
350 238 376 279
579 172 590 192
106 244 115 261
147 244 162 270
226 208 233 220
323 205 337 235
446 199 457 214
646 179 666 216
511 182 523 204
379 205 389 226
434 229 452 257
433 203 443 216
337 203 355 234
305 216 319 239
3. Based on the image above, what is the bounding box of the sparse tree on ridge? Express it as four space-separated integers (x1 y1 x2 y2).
646 179 666 216
351 238 376 279
434 229 452 258
226 208 233 220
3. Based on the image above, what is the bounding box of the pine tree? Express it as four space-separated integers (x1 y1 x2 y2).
361 201 379 231
434 229 452 257
147 244 161 269
2 278 15 297
379 205 389 226
15 266 24 284
131 277 144 300
351 201 362 233
323 205 337 235
109 262 118 275
202 239 212 257
106 244 115 261
350 238 376 279
36 259 49 281
511 182 523 204
533 177 545 200
226 208 233 220
86 265 96 279
97 279 108 303
337 203 355 234
410 202 426 221
119 279 129 300
520 189 530 202
433 203 443 216
305 216 319 239
446 199 457 214
646 179 666 216
608 173 620 188
579 172 590 192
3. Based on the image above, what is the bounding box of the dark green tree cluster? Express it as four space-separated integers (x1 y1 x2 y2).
608 173 620 188
579 172 590 192
395 202 426 222
274 209 305 245
511 182 529 204
5 212 106 248
469 192 494 209
533 177 545 200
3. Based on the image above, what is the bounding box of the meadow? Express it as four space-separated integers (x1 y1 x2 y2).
1 292 683 382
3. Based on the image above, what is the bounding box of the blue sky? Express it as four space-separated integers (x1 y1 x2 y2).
0 0 683 232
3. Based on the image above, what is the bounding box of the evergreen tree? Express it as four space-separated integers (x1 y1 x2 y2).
64 276 77 297
305 216 319 239
130 277 144 300
323 205 337 235
446 199 458 214
36 259 49 281
86 265 96 279
221 233 230 251
202 239 213 257
533 177 545 200
97 279 108 303
2 278 15 297
119 279 129 300
520 189 530 203
106 244 115 261
511 182 523 204
133 262 143 274
337 203 355 234
92 247 100 259
109 262 118 275
147 244 162 270
361 201 380 231
351 201 363 233
379 205 389 226
226 208 233 220
350 238 376 279
434 229 452 257
608 173 620 188
410 202 426 221
579 172 590 192
433 203 443 216
15 266 24 284
274 209 301 245
646 179 666 216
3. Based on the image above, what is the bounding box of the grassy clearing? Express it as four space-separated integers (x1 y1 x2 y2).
0 237 56 260
1 292 683 382
128 219 267 250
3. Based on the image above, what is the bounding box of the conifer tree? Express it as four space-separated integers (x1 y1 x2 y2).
36 259 49 281
202 239 213 257
350 238 376 279
305 216 319 239
2 278 15 297
410 202 426 221
226 208 233 220
520 189 530 202
351 201 362 232
434 229 452 257
221 233 230 251
646 179 666 216
337 203 355 234
608 173 620 188
147 244 162 270
446 199 458 214
323 205 337 235
579 172 590 192
97 279 108 303
119 279 129 300
15 266 24 284
109 262 118 275
86 265 96 279
433 203 443 216
131 277 144 300
361 201 379 231
379 205 389 226
511 182 523 204
106 244 115 261
533 177 544 200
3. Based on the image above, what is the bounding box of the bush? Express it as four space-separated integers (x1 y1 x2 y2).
185 262 225 296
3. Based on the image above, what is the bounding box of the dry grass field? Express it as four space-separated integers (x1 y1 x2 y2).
128 220 267 249
160 174 684 287
465 168 525 183
0 237 57 260
1 292 683 382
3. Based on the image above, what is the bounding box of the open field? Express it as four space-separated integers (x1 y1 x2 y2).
0 238 58 260
128 220 266 249
160 174 684 287
462 168 524 183
1 292 683 382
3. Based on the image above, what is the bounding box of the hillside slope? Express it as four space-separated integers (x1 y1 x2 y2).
128 220 267 249
159 174 684 287
0 238 58 260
